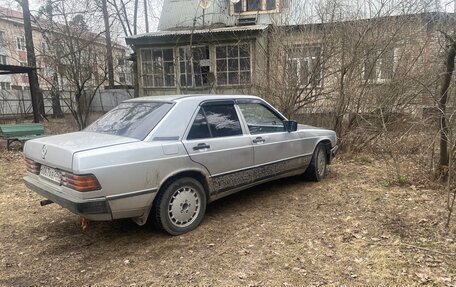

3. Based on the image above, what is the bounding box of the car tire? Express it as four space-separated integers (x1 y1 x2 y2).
153 177 206 235
304 143 327 182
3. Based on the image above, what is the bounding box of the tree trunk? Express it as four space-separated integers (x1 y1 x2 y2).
51 73 64 118
439 39 456 168
101 0 115 88
132 53 139 97
22 0 45 122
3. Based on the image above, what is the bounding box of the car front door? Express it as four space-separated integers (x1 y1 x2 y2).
237 100 308 182
182 101 254 195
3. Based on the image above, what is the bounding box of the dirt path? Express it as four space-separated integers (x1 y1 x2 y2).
0 151 454 286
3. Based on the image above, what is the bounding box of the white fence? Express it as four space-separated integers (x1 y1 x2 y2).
0 89 134 118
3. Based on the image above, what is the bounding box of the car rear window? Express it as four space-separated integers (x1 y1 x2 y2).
85 102 173 140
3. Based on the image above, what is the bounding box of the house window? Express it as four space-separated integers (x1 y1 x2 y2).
216 44 251 86
20 61 28 67
0 54 7 65
0 82 10 90
178 46 211 88
140 48 174 87
16 36 26 51
233 0 277 13
364 47 396 82
287 46 322 88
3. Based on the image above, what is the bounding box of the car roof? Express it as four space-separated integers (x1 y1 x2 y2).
123 94 262 103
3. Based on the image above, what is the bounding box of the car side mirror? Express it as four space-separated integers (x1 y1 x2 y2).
284 120 298 132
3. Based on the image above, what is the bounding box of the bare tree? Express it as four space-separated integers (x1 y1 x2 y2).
37 0 109 130
100 0 115 88
438 31 456 169
38 0 64 118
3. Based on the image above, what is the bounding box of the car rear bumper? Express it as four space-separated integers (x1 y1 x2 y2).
23 175 112 221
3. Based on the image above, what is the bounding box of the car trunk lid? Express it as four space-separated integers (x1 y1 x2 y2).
23 132 139 170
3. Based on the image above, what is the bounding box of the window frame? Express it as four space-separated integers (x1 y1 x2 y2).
287 45 324 89
0 82 11 90
0 54 7 65
363 47 398 83
178 45 212 88
16 36 26 51
215 43 252 87
139 47 176 88
230 0 281 15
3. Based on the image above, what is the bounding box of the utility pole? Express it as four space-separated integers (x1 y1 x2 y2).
144 0 149 33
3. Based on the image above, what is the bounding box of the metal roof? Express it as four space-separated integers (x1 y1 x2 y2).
127 24 269 40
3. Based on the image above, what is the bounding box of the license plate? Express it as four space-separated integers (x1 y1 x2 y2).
40 165 61 183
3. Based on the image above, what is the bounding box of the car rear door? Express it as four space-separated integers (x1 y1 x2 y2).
182 100 254 194
237 100 308 181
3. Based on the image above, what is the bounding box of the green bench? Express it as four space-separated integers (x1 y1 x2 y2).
0 123 44 150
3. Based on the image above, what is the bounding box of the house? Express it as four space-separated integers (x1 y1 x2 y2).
126 0 453 120
0 6 130 92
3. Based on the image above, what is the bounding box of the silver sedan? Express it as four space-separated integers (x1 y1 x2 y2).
23 95 338 235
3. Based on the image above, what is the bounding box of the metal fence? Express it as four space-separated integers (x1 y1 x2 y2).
0 89 134 119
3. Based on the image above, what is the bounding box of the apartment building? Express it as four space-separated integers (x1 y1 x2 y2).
0 6 130 92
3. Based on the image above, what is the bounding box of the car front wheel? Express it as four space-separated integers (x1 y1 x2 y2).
304 143 327 182
153 177 206 235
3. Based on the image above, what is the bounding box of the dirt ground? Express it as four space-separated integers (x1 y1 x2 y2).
0 149 455 286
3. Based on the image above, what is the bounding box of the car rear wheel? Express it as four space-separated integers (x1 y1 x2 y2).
304 143 327 182
153 177 206 235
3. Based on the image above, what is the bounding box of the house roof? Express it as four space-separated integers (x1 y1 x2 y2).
126 24 269 46
127 24 269 39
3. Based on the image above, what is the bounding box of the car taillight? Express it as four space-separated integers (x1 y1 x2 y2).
25 158 41 174
60 172 101 192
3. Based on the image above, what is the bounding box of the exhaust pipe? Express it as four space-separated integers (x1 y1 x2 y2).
40 199 54 206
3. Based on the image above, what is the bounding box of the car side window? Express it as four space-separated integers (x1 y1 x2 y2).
187 104 242 140
238 103 285 135
187 109 211 140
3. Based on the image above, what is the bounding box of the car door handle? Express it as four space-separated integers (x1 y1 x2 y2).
193 143 210 151
252 137 265 144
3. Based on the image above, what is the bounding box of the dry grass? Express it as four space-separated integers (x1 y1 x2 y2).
0 149 454 287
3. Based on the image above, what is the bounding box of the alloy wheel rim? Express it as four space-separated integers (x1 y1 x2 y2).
168 186 200 228
317 148 326 177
